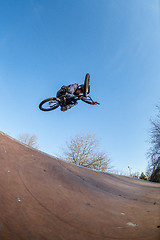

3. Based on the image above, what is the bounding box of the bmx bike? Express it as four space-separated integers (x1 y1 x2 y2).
39 73 97 111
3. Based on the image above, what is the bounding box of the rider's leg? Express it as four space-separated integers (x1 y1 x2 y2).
65 93 79 100
61 101 78 111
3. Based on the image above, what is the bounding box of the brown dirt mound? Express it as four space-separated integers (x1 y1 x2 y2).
0 131 159 240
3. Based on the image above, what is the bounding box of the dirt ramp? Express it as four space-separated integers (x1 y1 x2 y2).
0 132 159 240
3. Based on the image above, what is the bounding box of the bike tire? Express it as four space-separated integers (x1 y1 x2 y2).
83 73 90 97
39 98 60 111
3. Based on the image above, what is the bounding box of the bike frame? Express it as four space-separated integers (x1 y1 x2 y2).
56 94 93 107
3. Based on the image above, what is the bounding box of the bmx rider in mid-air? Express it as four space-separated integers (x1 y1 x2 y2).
56 83 98 111
39 73 99 112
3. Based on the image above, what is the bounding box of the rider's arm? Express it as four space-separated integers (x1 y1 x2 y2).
66 92 78 100
80 96 93 104
65 84 79 100
81 96 99 105
67 84 79 95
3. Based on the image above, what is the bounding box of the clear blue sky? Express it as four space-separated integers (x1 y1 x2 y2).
0 0 160 175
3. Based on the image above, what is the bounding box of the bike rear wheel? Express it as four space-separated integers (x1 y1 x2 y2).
83 73 90 97
39 98 60 111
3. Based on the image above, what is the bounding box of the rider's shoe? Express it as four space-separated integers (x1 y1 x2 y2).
61 106 69 111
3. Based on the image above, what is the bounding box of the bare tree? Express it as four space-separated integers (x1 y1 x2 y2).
147 105 160 182
18 133 39 149
62 133 111 171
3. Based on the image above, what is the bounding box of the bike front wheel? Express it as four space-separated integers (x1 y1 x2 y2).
39 98 60 111
83 73 90 97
